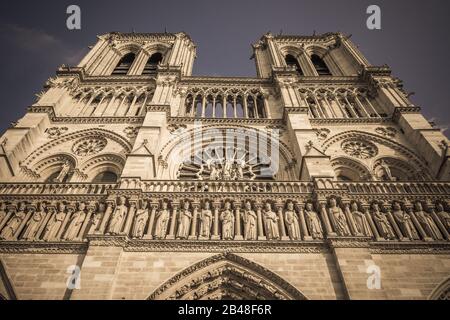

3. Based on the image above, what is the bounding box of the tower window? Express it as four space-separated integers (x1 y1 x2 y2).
311 54 331 76
142 52 163 75
112 53 135 75
285 54 304 75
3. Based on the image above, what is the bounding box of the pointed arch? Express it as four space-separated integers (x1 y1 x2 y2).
428 276 450 300
331 156 372 181
0 259 17 300
112 52 136 75
22 128 133 168
322 130 430 178
148 253 307 300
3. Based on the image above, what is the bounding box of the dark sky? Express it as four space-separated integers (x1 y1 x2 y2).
0 0 449 137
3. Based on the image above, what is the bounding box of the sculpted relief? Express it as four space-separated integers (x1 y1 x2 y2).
0 196 448 243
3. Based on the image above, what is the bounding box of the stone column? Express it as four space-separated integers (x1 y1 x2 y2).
296 203 312 240
361 202 381 240
343 201 358 236
211 202 221 240
408 208 432 241
166 202 179 240
77 205 94 241
143 202 158 239
319 201 335 236
234 202 243 240
255 203 265 240
56 206 73 240
14 206 33 240
123 201 137 236
188 202 199 239
98 199 114 234
429 209 450 240
276 203 289 240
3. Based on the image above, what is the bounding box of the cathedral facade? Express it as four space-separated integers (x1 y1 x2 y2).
0 31 449 300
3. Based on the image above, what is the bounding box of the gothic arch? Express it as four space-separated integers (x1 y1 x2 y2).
107 43 142 75
322 130 429 176
372 156 430 181
78 153 126 182
30 153 78 182
22 128 133 168
428 277 450 300
331 156 372 181
148 253 307 300
0 260 17 300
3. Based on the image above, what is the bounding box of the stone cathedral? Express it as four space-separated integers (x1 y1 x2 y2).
0 31 449 300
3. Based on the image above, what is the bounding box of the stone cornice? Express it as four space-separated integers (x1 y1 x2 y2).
369 241 450 254
57 67 158 85
1 236 448 254
28 105 145 124
310 117 393 125
168 117 284 126
179 76 272 85
0 241 88 254
392 106 422 122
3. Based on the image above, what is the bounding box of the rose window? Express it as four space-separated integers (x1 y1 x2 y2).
177 146 274 181
72 137 107 157
341 140 378 159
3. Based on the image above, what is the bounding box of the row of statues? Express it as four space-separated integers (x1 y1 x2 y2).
0 201 101 241
0 197 449 242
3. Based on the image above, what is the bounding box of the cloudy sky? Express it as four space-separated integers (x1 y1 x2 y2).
0 0 449 136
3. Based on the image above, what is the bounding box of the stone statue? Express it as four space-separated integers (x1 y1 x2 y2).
377 160 395 181
89 204 103 234
54 160 71 183
435 202 450 232
304 202 323 239
284 201 300 240
199 201 213 238
22 203 46 241
371 202 395 240
43 203 66 241
243 201 257 240
64 202 87 240
0 203 27 240
220 201 235 240
176 201 192 239
235 159 245 180
414 202 443 240
328 198 351 236
392 201 419 240
107 196 128 235
350 202 372 236
222 158 233 180
263 202 279 240
207 160 220 180
154 201 170 239
131 200 149 239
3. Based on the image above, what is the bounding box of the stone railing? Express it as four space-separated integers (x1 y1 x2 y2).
331 181 450 196
119 178 315 194
0 182 116 196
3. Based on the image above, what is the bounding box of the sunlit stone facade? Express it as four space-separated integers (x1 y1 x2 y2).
0 32 449 300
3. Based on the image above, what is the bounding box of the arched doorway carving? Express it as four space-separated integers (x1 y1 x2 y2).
148 253 307 300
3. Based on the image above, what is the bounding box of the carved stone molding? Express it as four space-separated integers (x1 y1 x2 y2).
0 241 87 254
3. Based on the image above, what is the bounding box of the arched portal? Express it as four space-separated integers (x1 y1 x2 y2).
148 253 307 300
